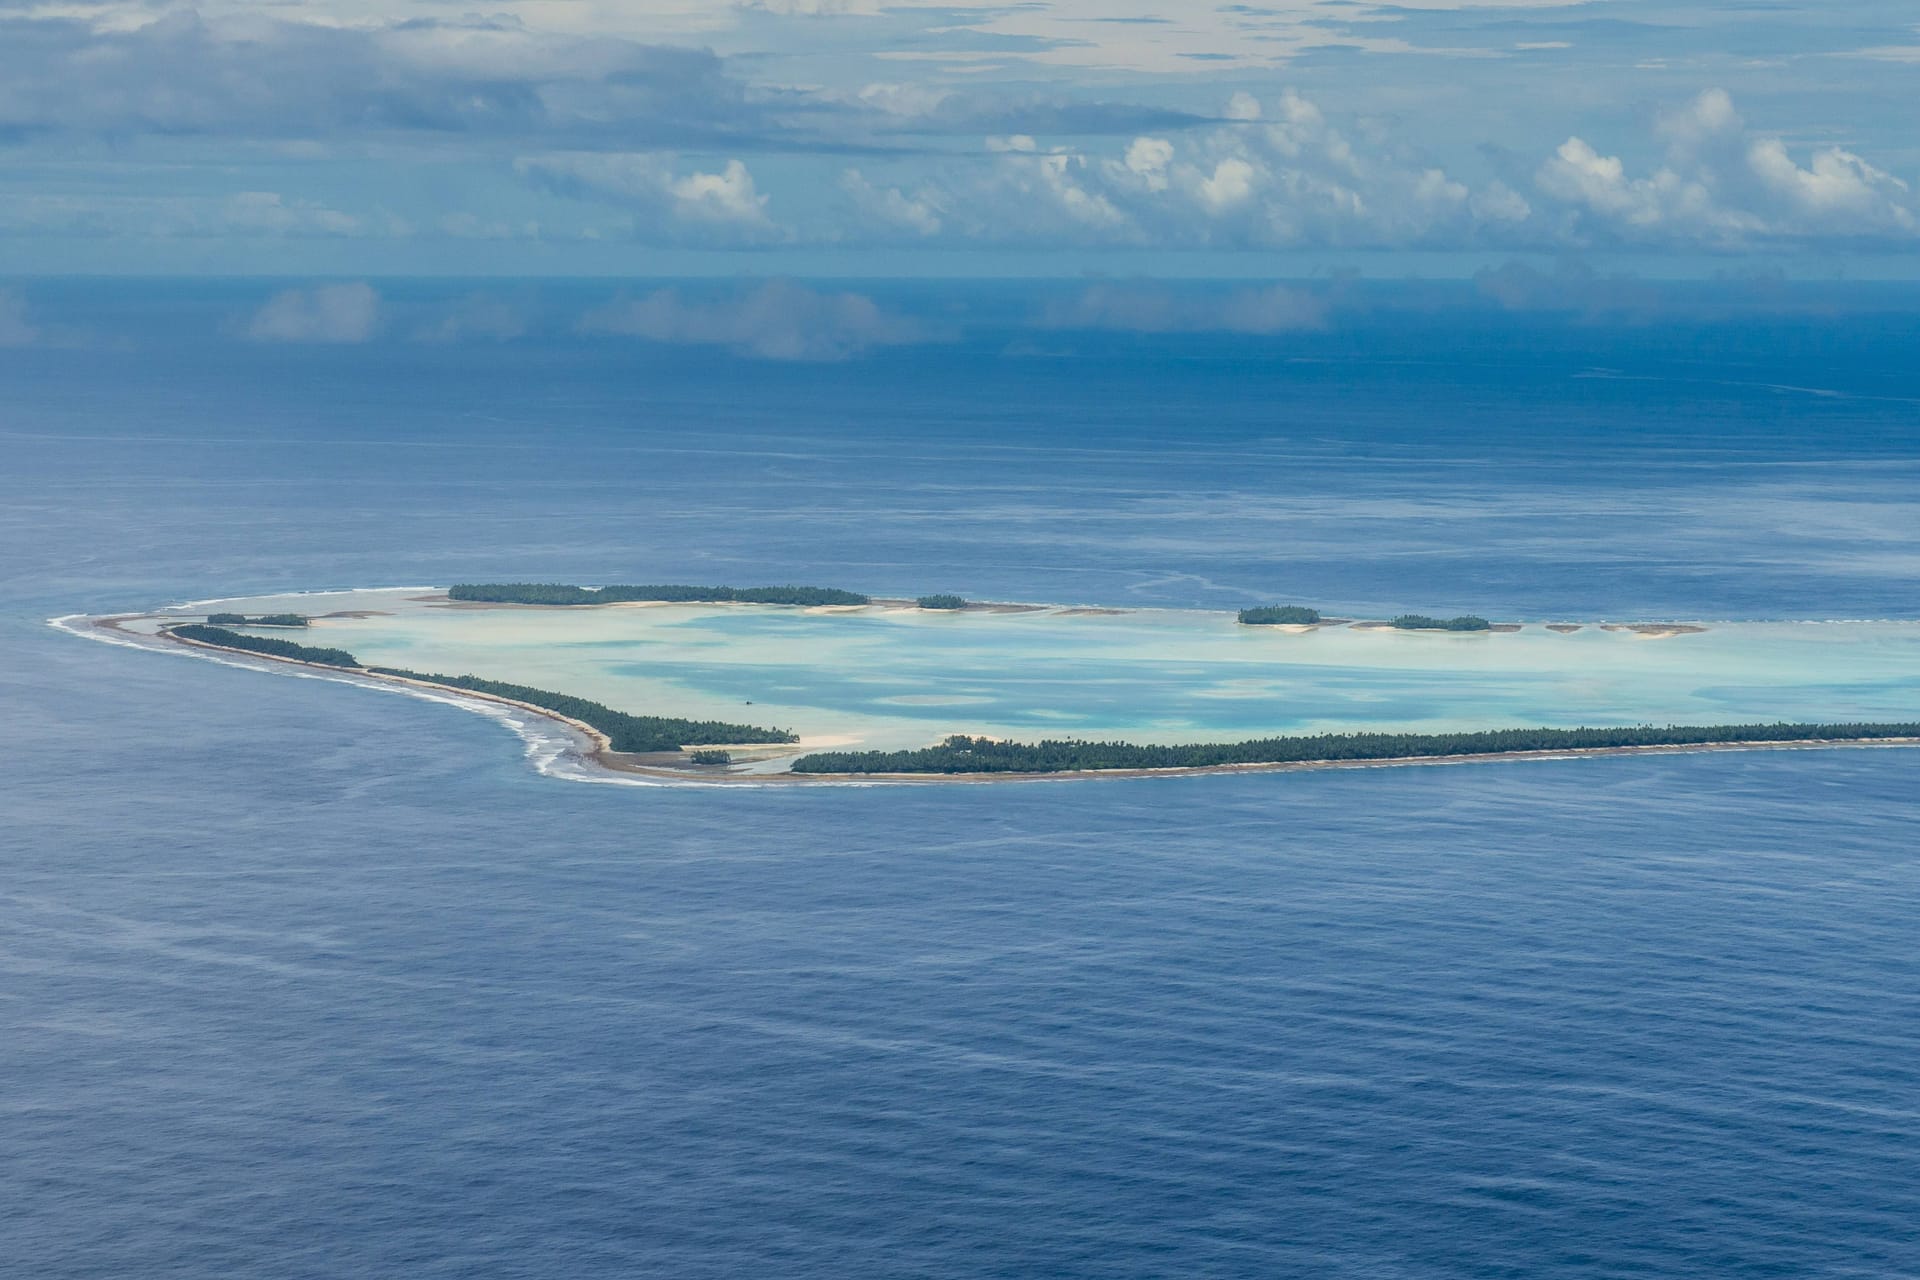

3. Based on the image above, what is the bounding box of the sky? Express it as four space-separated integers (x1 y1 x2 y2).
2 0 1919 276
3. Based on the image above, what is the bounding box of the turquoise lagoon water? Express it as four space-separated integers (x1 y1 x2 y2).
165 589 1920 758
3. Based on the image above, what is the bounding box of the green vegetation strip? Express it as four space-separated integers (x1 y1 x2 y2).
1392 614 1492 631
450 582 870 607
172 624 356 666
208 612 308 627
167 625 795 752
916 594 968 610
790 724 1920 775
1239 605 1322 625
361 669 797 753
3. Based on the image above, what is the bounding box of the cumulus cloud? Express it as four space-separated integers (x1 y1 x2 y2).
1745 139 1913 231
882 89 1498 250
1196 157 1258 211
840 170 944 236
515 152 780 242
825 87 1920 255
245 282 381 343
665 160 769 225
579 281 924 361
1042 282 1326 334
1537 89 1918 247
1538 136 1750 242
0 290 41 346
1223 92 1262 123
970 150 1132 240
1123 137 1174 192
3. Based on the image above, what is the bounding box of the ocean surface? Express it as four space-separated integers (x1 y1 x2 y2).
5 279 1920 1277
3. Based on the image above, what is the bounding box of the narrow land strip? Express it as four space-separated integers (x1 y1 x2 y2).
130 616 1920 786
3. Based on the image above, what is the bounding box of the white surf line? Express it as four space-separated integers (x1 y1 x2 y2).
161 585 448 611
53 612 924 790
49 612 749 791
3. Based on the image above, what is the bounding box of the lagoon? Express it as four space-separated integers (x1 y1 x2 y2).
108 587 1920 769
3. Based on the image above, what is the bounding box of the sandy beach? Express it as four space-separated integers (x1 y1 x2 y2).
95 608 1920 789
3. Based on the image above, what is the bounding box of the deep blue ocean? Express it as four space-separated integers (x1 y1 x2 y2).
5 279 1919 1277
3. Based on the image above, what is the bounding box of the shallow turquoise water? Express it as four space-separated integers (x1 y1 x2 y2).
172 589 1920 756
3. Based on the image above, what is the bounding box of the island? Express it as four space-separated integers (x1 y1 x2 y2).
1239 606 1322 626
166 624 796 754
1391 614 1492 632
788 724 1920 775
88 587 1917 787
172 623 356 667
207 612 309 627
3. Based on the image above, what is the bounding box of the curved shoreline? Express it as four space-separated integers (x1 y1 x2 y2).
67 610 1920 788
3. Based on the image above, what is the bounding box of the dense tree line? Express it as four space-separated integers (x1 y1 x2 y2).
1238 606 1322 626
449 583 871 607
917 594 968 610
1391 614 1492 631
364 667 796 752
206 612 309 627
169 623 794 752
171 624 357 667
790 723 1920 775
